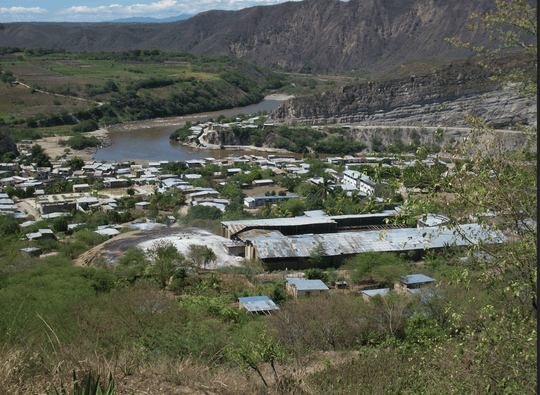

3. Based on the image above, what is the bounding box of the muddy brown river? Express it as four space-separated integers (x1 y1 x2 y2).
94 98 285 161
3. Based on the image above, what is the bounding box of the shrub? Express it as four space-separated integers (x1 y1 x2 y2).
66 134 100 150
72 119 98 133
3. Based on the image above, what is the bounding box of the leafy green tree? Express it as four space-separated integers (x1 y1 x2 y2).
145 241 185 289
52 216 68 233
187 244 216 269
348 252 405 283
228 331 287 391
0 214 19 236
67 157 84 171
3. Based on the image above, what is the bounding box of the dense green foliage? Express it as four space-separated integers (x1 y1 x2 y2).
66 134 101 150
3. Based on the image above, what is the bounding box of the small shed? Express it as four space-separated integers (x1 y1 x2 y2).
238 296 280 314
361 288 390 302
38 229 55 239
73 183 91 193
21 247 41 257
286 278 329 298
394 274 436 295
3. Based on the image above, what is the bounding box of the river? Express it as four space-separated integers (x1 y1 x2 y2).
94 97 288 161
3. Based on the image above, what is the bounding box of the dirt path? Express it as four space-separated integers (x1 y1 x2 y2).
17 199 40 220
13 81 104 106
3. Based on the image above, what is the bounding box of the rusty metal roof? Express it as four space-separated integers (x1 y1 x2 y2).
222 217 337 238
239 224 506 260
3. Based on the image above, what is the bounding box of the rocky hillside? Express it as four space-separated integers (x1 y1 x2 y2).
267 53 537 129
0 0 518 74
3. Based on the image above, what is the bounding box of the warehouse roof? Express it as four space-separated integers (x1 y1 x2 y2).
239 224 505 260
222 216 336 238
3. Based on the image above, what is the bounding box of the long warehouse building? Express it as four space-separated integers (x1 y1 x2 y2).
236 224 506 270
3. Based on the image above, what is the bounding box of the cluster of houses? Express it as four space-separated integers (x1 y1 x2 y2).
2 138 461 221
237 273 437 314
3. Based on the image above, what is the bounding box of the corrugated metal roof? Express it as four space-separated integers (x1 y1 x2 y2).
304 210 327 217
239 296 270 303
240 224 506 260
361 288 390 297
286 278 329 291
222 217 337 237
238 296 280 312
402 274 436 285
330 212 396 220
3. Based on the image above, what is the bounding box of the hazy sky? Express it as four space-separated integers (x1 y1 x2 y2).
0 0 301 22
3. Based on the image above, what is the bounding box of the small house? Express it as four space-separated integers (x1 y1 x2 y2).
286 278 329 298
361 288 390 302
394 274 436 296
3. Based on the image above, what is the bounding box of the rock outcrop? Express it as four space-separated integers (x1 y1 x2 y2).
267 55 537 129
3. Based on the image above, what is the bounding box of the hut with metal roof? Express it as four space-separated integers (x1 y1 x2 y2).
286 278 329 298
238 296 280 314
361 288 391 301
394 274 436 295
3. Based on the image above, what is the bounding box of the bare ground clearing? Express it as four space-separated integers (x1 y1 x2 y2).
75 226 243 269
20 128 110 161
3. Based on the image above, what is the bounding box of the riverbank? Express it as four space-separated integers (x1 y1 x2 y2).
31 95 295 162
24 128 110 162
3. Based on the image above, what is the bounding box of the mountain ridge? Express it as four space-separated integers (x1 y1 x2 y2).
0 0 518 73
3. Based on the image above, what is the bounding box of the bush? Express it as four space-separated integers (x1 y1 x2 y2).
348 252 406 284
52 216 68 233
66 134 100 150
304 268 328 282
72 119 98 133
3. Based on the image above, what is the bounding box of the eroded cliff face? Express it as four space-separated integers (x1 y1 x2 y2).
267 56 537 129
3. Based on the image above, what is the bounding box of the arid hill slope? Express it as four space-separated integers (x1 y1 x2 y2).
0 0 517 73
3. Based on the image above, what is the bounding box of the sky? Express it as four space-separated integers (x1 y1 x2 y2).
0 0 301 23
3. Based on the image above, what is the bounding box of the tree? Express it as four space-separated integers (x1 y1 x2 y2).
369 291 408 338
67 157 84 171
52 216 68 233
398 2 537 393
187 244 216 269
432 0 538 312
228 330 287 392
145 241 185 289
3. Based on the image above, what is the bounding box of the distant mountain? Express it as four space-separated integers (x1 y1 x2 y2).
0 0 531 73
108 15 194 23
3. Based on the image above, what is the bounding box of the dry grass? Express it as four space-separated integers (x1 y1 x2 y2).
0 343 309 395
0 85 88 118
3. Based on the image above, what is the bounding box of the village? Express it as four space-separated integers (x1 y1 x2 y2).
0 126 508 315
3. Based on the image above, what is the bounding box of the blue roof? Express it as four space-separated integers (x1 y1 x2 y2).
238 296 279 312
361 288 390 297
401 274 436 285
238 296 270 303
286 278 329 291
